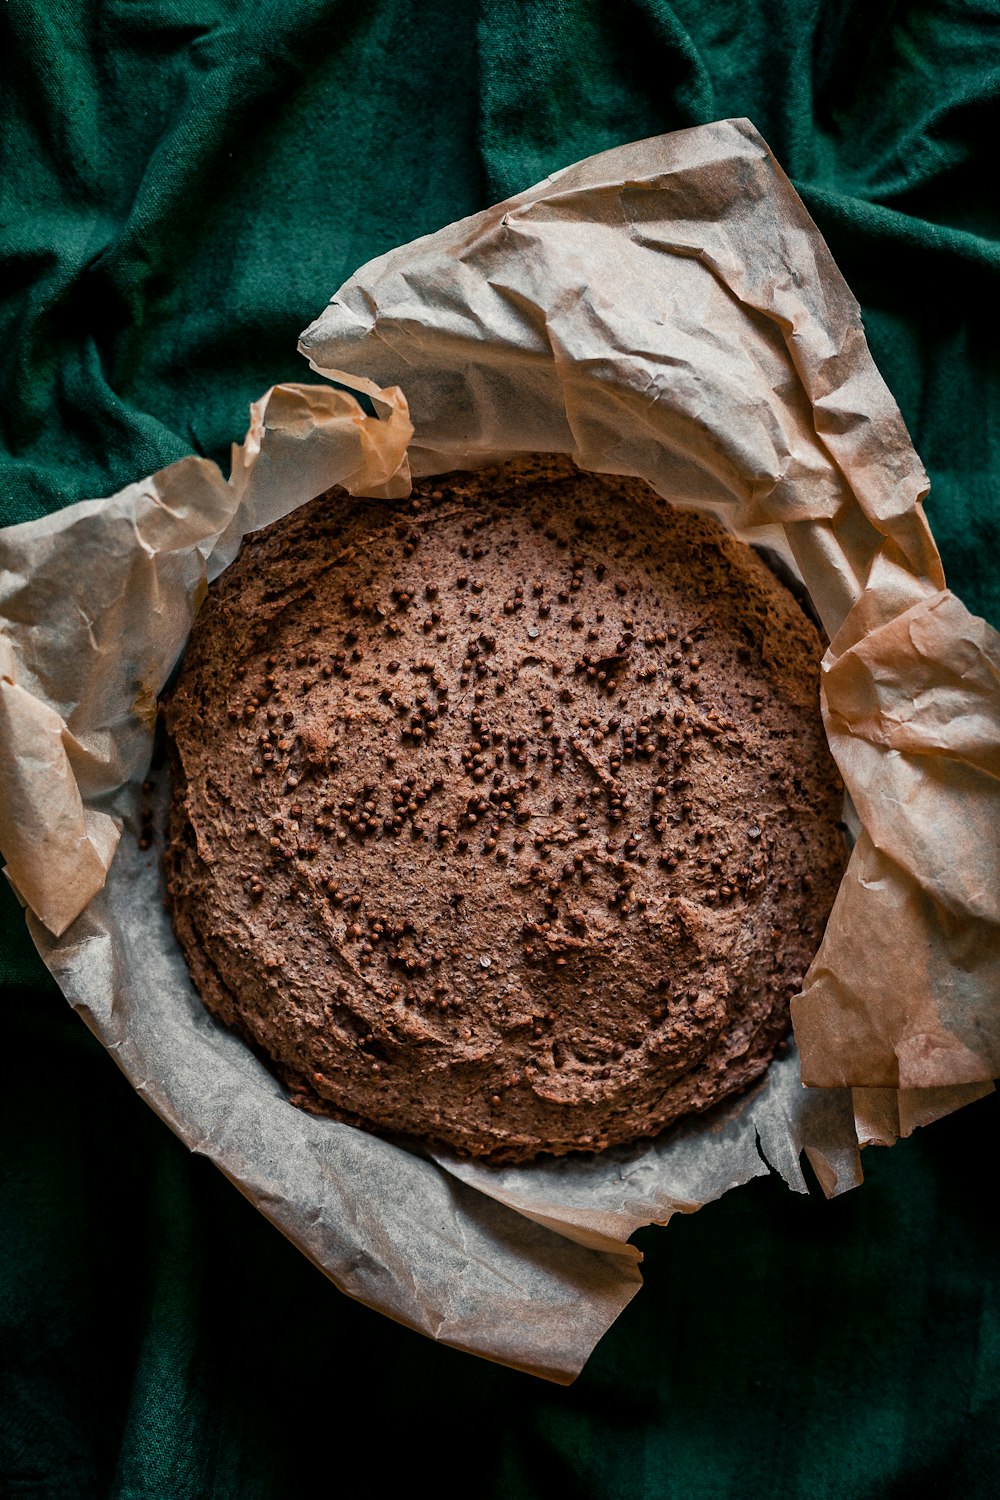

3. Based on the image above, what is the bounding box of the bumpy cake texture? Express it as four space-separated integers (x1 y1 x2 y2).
164 456 846 1163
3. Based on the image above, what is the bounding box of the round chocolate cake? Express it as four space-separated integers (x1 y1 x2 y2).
164 456 846 1163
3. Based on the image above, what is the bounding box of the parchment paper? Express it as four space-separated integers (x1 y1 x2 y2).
2 119 998 1382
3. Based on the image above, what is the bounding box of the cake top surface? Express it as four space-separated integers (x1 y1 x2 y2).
164 455 846 1162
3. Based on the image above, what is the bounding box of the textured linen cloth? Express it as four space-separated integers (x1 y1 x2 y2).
2 2 998 1495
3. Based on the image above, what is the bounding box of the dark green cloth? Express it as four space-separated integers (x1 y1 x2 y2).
2 2 998 1495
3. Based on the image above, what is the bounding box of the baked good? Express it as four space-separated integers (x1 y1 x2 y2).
164 455 846 1163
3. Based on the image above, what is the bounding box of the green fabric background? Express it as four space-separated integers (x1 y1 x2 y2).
2 1 998 1495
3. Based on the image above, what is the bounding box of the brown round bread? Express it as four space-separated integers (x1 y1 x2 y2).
164 455 846 1163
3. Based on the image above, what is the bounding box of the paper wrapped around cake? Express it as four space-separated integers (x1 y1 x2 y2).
1 119 997 1383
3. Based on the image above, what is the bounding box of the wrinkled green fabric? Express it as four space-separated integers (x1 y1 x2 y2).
2 2 998 1496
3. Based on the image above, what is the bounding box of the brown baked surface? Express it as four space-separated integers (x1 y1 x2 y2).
164 455 846 1163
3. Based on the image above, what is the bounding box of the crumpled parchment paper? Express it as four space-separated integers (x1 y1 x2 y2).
2 118 997 1382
